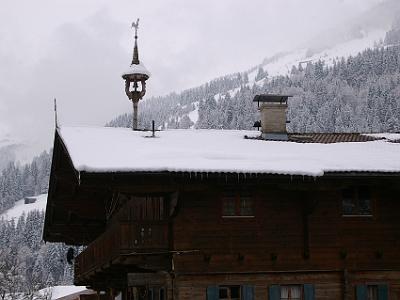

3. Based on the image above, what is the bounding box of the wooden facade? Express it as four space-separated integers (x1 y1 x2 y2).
43 132 400 300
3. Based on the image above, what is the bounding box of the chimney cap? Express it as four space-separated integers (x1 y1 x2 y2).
253 94 293 104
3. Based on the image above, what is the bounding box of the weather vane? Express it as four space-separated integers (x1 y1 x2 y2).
132 18 139 38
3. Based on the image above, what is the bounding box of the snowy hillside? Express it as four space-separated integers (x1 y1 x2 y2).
108 24 393 132
251 29 386 80
0 194 47 221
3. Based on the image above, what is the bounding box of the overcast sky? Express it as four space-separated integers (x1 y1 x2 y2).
0 0 386 156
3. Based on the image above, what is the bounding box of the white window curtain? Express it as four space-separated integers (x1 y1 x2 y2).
281 286 301 300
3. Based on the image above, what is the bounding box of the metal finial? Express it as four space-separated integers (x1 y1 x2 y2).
54 98 59 129
131 18 140 65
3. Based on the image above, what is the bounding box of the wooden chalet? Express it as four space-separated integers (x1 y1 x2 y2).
41 23 400 300
43 123 400 300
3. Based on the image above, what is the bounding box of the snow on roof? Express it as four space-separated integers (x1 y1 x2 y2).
365 133 400 141
39 286 93 300
58 126 400 177
0 194 47 221
122 62 151 78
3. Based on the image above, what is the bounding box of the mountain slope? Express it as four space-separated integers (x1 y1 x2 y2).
0 194 47 221
108 27 394 132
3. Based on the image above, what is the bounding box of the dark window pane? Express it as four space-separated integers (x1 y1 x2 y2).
240 197 253 216
342 188 356 215
147 288 153 300
159 288 165 300
342 197 355 215
219 287 228 299
230 286 240 299
358 187 370 200
223 198 236 216
224 188 236 198
358 187 371 215
358 198 371 215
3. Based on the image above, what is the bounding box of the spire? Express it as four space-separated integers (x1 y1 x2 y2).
131 19 140 65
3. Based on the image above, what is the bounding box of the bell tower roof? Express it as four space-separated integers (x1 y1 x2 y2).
122 19 151 80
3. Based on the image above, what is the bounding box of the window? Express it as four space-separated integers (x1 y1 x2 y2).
356 284 388 300
367 285 378 300
280 285 302 300
207 285 253 300
342 187 372 216
222 188 254 217
269 284 314 300
219 286 241 300
127 287 166 300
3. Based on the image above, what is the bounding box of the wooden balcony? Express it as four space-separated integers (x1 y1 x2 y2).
75 220 170 282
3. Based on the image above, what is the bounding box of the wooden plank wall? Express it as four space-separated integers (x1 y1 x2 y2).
172 183 400 273
172 271 400 300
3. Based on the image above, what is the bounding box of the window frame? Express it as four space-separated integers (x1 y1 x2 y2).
218 285 241 300
341 186 373 218
221 188 255 218
366 285 378 300
279 285 303 300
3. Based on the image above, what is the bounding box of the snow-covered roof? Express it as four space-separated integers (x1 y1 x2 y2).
122 62 151 78
57 127 400 177
39 286 93 300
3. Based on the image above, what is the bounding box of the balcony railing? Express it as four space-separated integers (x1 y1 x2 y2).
75 221 169 278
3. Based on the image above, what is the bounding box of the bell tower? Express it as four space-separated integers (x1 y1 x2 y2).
122 19 151 130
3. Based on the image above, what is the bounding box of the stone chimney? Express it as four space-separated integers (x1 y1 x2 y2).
253 94 291 140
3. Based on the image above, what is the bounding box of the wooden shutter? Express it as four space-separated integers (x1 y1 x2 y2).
378 284 388 300
242 285 254 300
303 284 315 300
356 284 367 300
207 286 219 300
269 285 280 300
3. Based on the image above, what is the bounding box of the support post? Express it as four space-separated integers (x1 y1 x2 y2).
133 101 138 130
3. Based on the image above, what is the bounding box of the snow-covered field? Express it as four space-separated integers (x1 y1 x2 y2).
0 194 47 221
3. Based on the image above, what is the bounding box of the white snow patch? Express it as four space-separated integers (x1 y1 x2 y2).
255 77 266 87
261 29 386 77
122 62 151 78
364 133 400 141
58 126 400 177
39 286 93 300
0 194 47 221
228 87 240 98
188 102 199 125
247 68 258 84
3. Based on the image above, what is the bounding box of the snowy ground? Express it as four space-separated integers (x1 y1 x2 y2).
0 194 47 221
